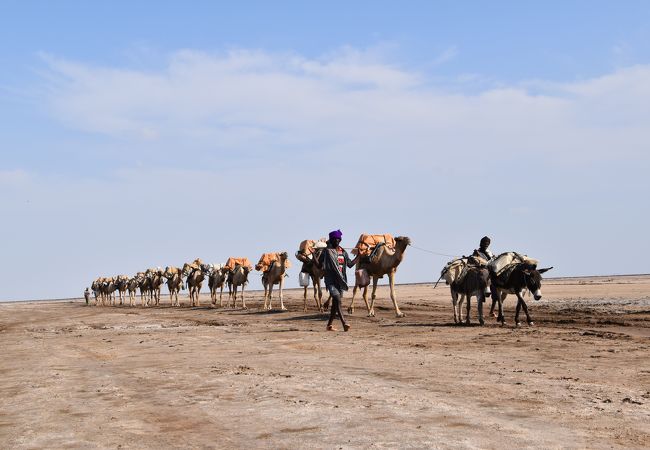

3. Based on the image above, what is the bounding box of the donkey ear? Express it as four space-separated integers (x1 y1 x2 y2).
538 266 553 274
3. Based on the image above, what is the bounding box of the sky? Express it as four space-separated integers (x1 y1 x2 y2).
1 1 649 300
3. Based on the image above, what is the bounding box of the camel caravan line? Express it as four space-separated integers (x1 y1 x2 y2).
90 234 552 326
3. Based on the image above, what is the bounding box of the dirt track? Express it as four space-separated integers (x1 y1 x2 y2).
1 275 649 449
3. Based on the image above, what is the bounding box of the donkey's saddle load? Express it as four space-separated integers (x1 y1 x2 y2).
488 252 539 276
441 255 488 286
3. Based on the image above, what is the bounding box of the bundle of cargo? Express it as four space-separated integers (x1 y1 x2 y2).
255 253 292 272
224 257 253 272
296 239 327 263
182 258 204 275
488 252 539 276
352 233 396 263
440 255 488 286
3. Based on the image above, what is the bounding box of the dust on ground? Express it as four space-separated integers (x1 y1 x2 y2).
1 275 649 449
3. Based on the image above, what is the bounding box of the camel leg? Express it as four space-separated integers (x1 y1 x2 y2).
303 286 308 312
219 286 224 307
465 295 471 325
363 285 372 317
279 278 286 311
387 271 404 318
263 283 270 310
313 277 322 312
366 277 379 317
241 285 247 310
451 291 458 324
317 278 324 311
348 285 358 314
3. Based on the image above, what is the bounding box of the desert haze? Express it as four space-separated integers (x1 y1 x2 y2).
1 275 649 448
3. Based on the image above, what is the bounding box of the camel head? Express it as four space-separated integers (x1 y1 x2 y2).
395 236 411 249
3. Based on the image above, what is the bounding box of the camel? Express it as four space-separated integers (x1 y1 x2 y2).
295 247 326 312
227 265 250 309
136 272 152 307
102 277 117 306
187 264 209 307
349 236 411 317
163 266 184 307
127 277 139 307
91 279 103 306
207 265 228 307
148 268 165 306
182 258 204 289
115 275 129 305
259 252 290 311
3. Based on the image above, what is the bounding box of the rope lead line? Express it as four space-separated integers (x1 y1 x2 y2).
408 244 458 259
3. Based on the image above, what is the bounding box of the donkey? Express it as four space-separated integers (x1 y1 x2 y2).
451 265 491 326
490 264 553 326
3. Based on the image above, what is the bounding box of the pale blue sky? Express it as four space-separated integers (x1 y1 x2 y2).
1 1 649 300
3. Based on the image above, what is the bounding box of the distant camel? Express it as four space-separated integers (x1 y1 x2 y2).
127 277 139 307
228 265 251 309
91 279 103 306
259 252 290 311
137 272 152 307
349 236 411 317
163 266 184 307
102 277 117 306
115 275 129 305
187 264 208 307
208 265 228 307
149 268 165 306
295 247 326 312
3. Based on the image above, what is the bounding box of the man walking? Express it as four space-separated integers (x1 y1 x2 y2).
313 229 359 331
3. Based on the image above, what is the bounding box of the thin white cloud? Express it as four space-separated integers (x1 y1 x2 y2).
38 49 650 167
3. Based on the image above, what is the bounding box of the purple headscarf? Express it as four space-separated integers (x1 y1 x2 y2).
328 229 343 240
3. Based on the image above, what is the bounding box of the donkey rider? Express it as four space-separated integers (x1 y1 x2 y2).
472 236 497 301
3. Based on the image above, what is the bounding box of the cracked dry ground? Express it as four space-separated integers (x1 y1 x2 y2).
1 275 649 449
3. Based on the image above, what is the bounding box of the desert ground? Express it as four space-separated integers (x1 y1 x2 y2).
1 275 649 449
